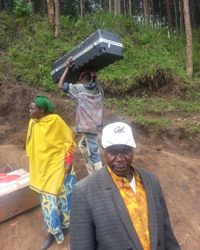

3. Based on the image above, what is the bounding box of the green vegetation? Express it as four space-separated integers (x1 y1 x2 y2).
0 11 200 135
13 0 33 17
104 96 200 117
104 96 200 133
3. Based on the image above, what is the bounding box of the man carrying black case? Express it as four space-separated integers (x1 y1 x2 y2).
58 56 104 175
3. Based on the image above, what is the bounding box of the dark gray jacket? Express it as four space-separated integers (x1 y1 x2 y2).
70 166 180 250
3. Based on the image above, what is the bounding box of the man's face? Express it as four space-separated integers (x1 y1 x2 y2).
79 75 86 84
29 102 43 119
104 145 134 178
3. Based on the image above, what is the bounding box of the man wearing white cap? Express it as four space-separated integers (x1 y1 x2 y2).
70 122 180 250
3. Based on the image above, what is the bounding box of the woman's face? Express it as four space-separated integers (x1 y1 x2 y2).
29 102 44 119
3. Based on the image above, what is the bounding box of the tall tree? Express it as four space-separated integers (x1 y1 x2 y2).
109 0 111 12
183 0 193 75
173 0 178 33
114 0 118 15
143 0 150 25
124 0 126 17
150 0 155 26
159 0 162 25
190 0 196 29
118 0 121 14
129 0 132 17
165 0 173 35
43 0 46 18
47 0 54 29
179 0 183 41
80 0 83 19
132 0 135 15
198 0 200 13
54 0 60 38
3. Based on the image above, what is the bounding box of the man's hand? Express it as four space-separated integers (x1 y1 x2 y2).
66 56 74 70
65 162 72 174
58 56 74 90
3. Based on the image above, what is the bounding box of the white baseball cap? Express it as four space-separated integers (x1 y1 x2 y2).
102 122 136 148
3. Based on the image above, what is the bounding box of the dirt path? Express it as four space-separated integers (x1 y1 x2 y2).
0 82 200 250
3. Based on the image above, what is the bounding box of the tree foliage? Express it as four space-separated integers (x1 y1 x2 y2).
13 0 33 17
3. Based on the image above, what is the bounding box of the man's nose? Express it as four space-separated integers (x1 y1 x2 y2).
116 153 124 161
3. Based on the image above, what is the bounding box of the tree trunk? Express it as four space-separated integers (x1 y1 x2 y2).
118 0 121 14
80 0 83 19
143 0 150 25
173 0 178 33
109 0 111 12
47 0 54 29
183 0 193 76
198 0 200 13
190 0 196 29
165 0 173 36
124 0 126 17
54 0 60 38
8 0 11 13
133 0 135 15
114 0 118 15
129 0 132 17
99 0 102 8
151 0 155 26
179 0 183 41
159 0 162 25
43 0 46 18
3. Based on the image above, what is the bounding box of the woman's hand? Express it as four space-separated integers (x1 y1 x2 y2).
65 162 72 174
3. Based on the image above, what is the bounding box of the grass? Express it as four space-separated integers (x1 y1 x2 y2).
104 96 200 133
0 11 200 134
104 96 200 117
1 11 200 92
134 116 171 129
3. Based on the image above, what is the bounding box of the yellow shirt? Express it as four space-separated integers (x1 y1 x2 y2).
108 166 150 250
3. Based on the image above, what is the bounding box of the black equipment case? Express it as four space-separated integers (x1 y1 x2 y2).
51 29 124 84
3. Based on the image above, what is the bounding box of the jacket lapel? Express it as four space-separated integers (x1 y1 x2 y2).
136 167 158 250
103 166 144 250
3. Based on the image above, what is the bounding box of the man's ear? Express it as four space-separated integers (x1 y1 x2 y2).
101 146 106 155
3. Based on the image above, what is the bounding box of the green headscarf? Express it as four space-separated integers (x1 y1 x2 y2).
34 94 54 114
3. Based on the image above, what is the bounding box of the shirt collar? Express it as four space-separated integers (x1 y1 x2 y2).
107 165 142 184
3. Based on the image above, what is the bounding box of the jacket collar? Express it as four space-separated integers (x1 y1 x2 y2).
83 81 98 90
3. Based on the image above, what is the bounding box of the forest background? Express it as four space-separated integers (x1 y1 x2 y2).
0 0 200 138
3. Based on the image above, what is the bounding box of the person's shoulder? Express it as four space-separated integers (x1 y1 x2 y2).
46 114 64 123
74 167 105 190
135 166 158 181
96 82 103 89
69 83 83 89
68 83 84 93
96 83 104 95
47 114 59 120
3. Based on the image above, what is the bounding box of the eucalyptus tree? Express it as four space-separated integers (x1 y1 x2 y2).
183 0 193 76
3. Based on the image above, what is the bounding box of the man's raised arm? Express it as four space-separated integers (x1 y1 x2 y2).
57 56 74 90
